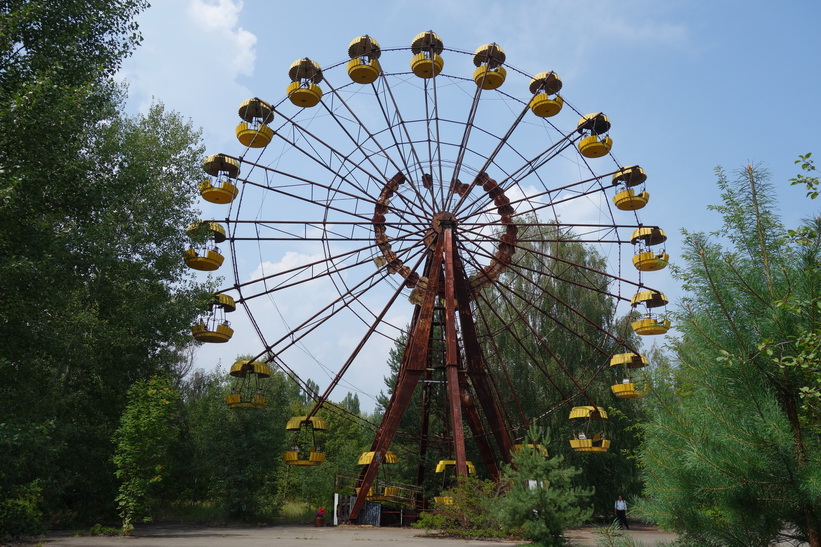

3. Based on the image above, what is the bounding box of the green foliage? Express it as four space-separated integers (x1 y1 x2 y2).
1 1 148 85
477 220 645 515
0 0 221 524
790 153 819 200
0 480 45 540
178 366 295 522
0 97 207 527
113 376 181 530
414 474 510 539
639 161 821 546
71 523 132 537
496 428 593 546
0 2 210 531
277 500 317 524
340 392 361 415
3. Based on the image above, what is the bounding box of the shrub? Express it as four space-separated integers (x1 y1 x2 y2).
414 474 512 539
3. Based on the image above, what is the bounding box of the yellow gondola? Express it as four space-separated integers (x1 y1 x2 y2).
184 221 227 271
633 250 669 271
611 379 646 399
431 459 475 505
529 71 563 117
200 153 240 204
630 226 669 271
284 416 326 466
578 135 613 158
612 165 647 187
191 293 235 343
283 449 326 466
610 352 648 399
613 189 650 211
356 451 399 500
286 416 327 431
357 451 398 465
612 165 649 210
472 43 506 90
569 406 610 453
235 97 274 148
410 31 444 78
230 359 272 378
609 352 648 368
630 289 671 335
347 35 382 84
631 317 671 335
576 113 612 158
226 359 272 408
631 290 668 308
435 459 476 474
631 226 667 247
286 58 323 107
183 248 223 271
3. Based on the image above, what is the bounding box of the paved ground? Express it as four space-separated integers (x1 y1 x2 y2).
33 522 679 546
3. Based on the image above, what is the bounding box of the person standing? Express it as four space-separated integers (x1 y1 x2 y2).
614 495 629 529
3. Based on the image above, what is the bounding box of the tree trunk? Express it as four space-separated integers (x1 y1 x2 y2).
782 386 821 547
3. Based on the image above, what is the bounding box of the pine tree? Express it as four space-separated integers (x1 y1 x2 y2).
639 162 821 546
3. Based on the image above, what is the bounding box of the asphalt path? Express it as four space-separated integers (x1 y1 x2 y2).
32 522 679 546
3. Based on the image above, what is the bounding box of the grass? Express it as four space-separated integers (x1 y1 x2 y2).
152 500 227 523
149 498 316 526
70 523 131 537
277 500 316 524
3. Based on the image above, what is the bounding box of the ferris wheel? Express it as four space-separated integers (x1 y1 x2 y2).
187 31 669 520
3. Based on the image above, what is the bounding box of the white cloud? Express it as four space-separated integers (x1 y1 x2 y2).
119 0 258 152
187 0 256 77
249 250 325 281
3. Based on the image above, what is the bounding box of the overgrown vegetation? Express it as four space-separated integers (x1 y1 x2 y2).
414 429 592 546
414 475 509 539
114 376 181 530
1 0 207 538
638 161 821 546
496 429 593 545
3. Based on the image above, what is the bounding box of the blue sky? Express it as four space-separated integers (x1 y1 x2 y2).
120 0 821 410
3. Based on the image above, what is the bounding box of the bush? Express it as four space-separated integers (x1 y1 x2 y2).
414 474 513 539
0 481 46 540
496 429 593 546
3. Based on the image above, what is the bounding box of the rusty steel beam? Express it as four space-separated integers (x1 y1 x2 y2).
350 237 445 521
458 370 500 479
451 246 514 463
443 226 468 478
446 364 467 478
415 367 433 510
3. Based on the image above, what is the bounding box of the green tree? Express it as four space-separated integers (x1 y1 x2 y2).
0 1 208 529
784 153 821 426
414 474 509 539
181 365 296 521
113 376 180 531
341 392 361 415
639 163 821 546
477 221 646 516
496 428 592 546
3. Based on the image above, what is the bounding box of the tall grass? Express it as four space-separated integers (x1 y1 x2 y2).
277 501 316 524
